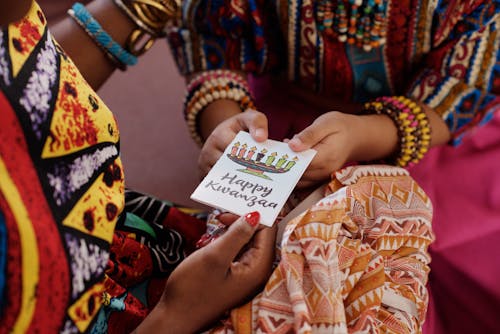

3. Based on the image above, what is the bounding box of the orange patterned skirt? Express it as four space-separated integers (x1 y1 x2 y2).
211 165 434 333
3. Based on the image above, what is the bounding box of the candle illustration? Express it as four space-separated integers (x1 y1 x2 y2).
230 142 240 156
237 143 247 158
265 152 277 166
275 154 288 168
256 148 267 162
246 146 257 160
284 156 298 170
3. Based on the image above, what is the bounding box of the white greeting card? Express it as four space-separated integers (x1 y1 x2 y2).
191 131 316 226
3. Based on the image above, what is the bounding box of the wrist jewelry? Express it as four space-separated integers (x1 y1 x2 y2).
184 70 256 146
68 3 137 70
113 0 180 56
363 96 431 167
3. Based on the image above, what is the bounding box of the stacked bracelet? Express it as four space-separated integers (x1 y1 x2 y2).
68 3 137 70
113 0 180 56
184 70 256 146
363 96 431 167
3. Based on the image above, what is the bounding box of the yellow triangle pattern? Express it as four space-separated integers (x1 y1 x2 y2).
41 49 119 159
62 159 124 243
8 2 45 78
67 281 105 333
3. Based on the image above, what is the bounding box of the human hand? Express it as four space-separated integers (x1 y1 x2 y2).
134 211 276 334
198 109 269 176
287 111 398 188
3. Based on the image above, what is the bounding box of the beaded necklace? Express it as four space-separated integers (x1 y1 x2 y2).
317 0 387 52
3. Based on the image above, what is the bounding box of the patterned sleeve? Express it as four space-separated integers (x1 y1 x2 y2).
165 0 285 76
407 2 500 145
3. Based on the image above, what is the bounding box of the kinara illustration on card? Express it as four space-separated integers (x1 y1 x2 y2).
227 141 299 180
191 131 316 226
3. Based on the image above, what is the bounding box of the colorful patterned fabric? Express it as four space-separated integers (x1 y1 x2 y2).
167 0 500 144
89 190 207 334
0 4 205 333
207 165 434 333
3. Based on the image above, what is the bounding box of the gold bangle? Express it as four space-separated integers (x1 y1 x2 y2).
113 0 159 36
126 29 156 56
128 0 179 33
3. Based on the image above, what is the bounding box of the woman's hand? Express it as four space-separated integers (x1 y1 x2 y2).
288 111 399 188
134 212 276 333
198 109 269 176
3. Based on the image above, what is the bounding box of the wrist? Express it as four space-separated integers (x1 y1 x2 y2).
199 99 242 140
183 69 255 145
351 113 399 162
134 303 191 334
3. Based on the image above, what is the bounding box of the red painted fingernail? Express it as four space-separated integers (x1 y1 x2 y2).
245 211 260 227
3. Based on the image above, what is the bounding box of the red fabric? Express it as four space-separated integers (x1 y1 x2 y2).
0 91 70 332
0 193 21 331
323 38 353 100
163 207 207 253
385 0 413 90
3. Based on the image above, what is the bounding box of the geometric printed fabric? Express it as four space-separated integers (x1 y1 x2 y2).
0 4 208 333
0 3 122 332
209 165 434 333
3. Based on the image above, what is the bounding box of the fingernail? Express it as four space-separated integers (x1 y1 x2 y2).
288 136 303 150
245 211 260 227
254 128 265 139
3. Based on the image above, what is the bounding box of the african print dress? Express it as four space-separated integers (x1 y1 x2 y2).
0 3 205 333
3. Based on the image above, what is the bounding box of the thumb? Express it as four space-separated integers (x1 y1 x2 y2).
209 211 261 264
288 120 330 152
239 110 268 142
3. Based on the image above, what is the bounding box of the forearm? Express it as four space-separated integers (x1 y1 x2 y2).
421 103 451 147
354 103 451 163
133 304 191 334
50 0 135 90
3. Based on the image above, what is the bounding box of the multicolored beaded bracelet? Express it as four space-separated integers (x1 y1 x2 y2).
363 96 431 167
184 70 256 146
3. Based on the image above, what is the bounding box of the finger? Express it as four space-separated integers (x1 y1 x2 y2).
206 127 238 152
198 149 222 176
237 110 268 142
208 211 261 265
216 212 240 226
288 117 333 152
296 179 322 189
301 168 331 182
234 225 276 267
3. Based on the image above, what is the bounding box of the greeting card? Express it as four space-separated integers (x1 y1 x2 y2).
190 131 316 226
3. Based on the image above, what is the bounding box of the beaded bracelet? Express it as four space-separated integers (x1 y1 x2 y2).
184 70 256 146
362 96 431 167
68 3 138 70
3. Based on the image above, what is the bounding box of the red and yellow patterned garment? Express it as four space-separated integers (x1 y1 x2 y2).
0 3 205 333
